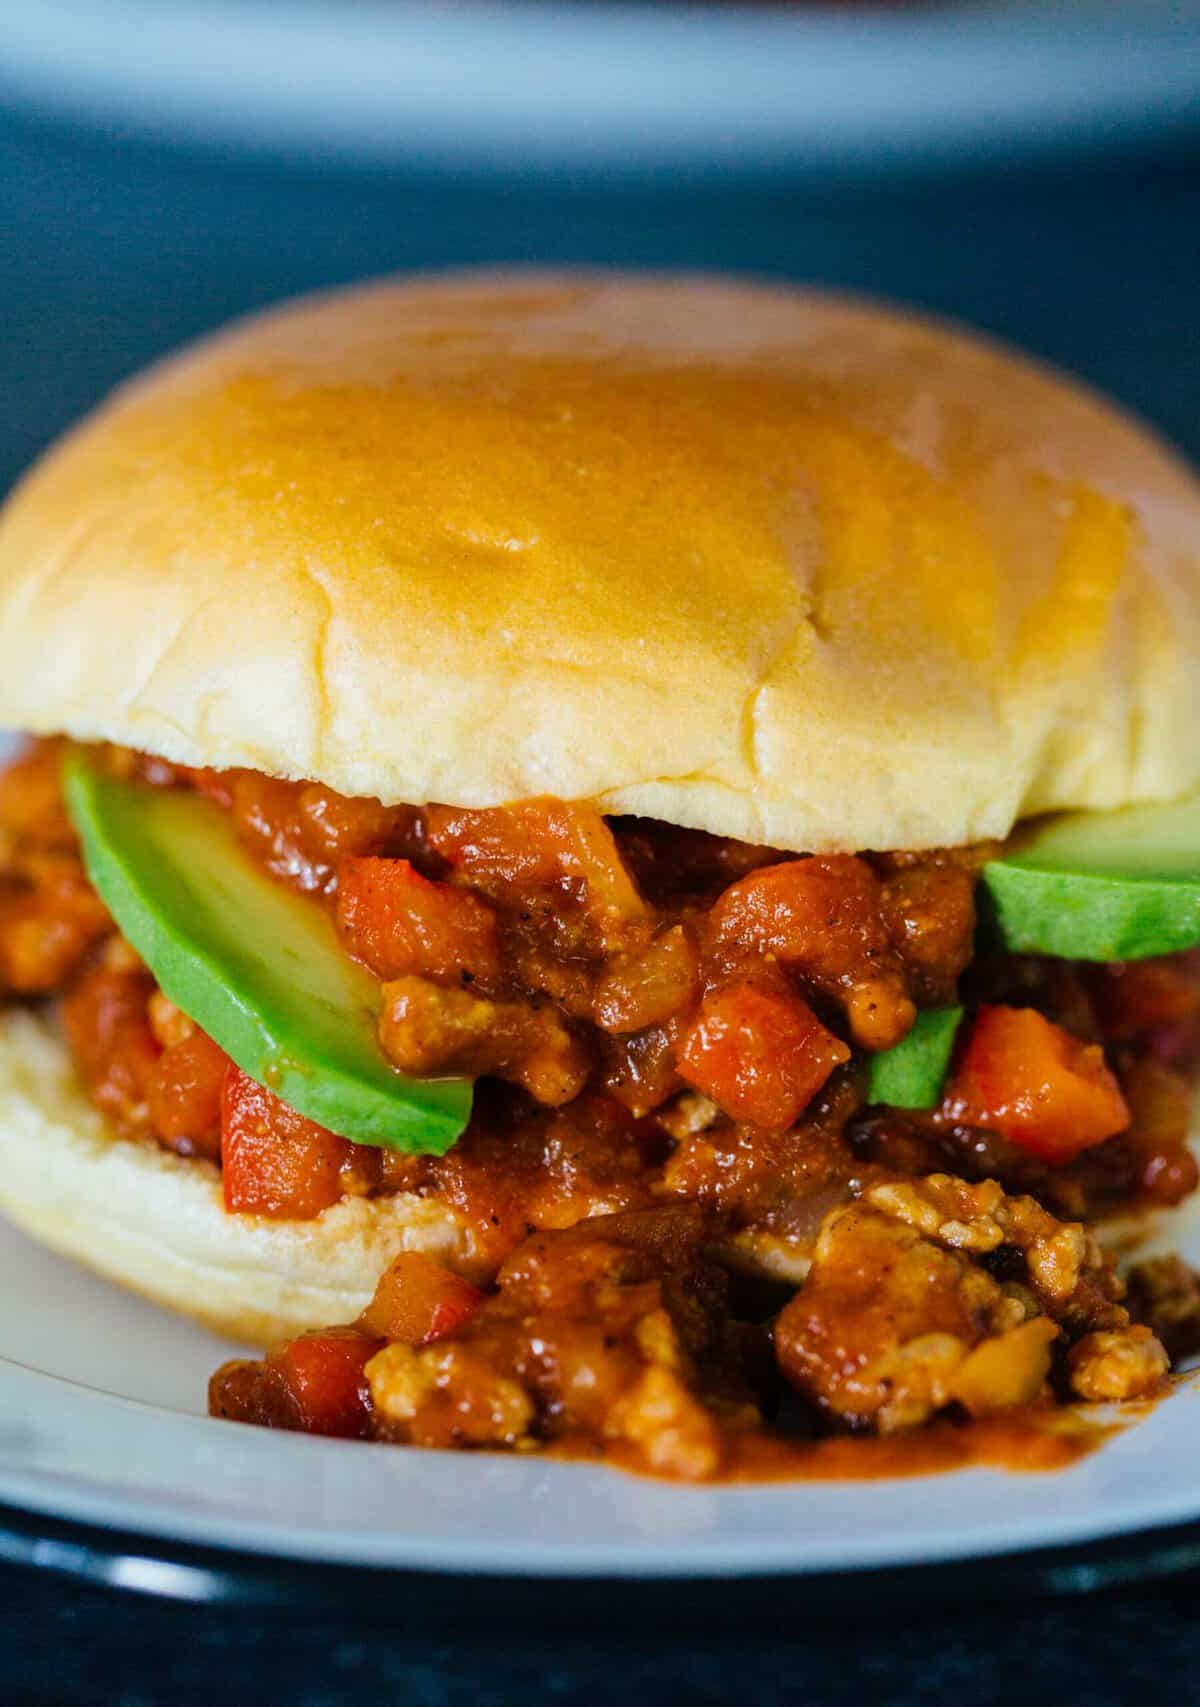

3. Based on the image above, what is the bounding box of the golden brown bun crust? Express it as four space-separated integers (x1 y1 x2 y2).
0 1009 472 1346
1 271 1198 850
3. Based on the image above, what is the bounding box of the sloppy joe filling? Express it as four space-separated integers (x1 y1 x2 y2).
2 738 1198 1480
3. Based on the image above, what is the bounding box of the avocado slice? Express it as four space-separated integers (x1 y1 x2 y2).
63 753 473 1154
866 1006 963 1110
981 789 1200 962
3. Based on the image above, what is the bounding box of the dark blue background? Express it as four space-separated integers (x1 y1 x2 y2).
6 1560 1200 1706
2 107 1199 1704
2 111 1198 503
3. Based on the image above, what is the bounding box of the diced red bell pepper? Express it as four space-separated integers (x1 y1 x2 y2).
336 857 502 989
359 1252 484 1345
272 1329 382 1438
944 1004 1130 1164
221 1065 354 1219
677 982 851 1129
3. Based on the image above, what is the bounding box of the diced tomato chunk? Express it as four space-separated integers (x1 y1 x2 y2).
425 799 648 950
677 983 851 1129
273 1329 382 1438
62 963 162 1137
0 857 111 994
223 774 419 897
221 1065 355 1219
147 1027 230 1159
359 1252 484 1345
336 857 501 990
708 856 883 979
705 856 913 1049
943 1005 1130 1164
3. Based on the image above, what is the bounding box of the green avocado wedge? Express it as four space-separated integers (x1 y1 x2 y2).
866 1007 963 1110
63 753 473 1154
980 789 1200 962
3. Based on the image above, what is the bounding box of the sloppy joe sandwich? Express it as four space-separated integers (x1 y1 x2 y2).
0 272 1197 1478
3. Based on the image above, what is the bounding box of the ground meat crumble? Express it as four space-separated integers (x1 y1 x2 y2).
2 739 1197 1479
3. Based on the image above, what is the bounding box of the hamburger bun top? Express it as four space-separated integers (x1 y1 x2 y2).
0 270 1197 853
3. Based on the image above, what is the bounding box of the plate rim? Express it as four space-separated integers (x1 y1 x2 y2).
6 1491 1200 1612
4 1355 1200 1581
1 0 1200 180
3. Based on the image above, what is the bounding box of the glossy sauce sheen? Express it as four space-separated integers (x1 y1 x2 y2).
2 741 1198 1481
211 1200 1172 1481
68 748 1200 1251
557 1413 1104 1483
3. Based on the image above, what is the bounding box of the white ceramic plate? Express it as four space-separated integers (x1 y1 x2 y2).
0 713 1194 1583
0 1200 1198 1580
1 0 1199 180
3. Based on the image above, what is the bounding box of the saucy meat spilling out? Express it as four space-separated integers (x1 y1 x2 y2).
3 740 1199 1481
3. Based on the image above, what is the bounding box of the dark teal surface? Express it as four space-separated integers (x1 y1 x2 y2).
2 100 1199 1706
2 1557 1198 1705
1 113 1198 506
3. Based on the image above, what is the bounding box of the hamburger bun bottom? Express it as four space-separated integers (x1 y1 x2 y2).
0 1008 471 1347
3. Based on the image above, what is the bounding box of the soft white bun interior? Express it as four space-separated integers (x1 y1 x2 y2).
0 1009 471 1347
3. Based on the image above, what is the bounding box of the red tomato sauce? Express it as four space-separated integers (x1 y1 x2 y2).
209 1204 1141 1480
2 739 1198 1480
